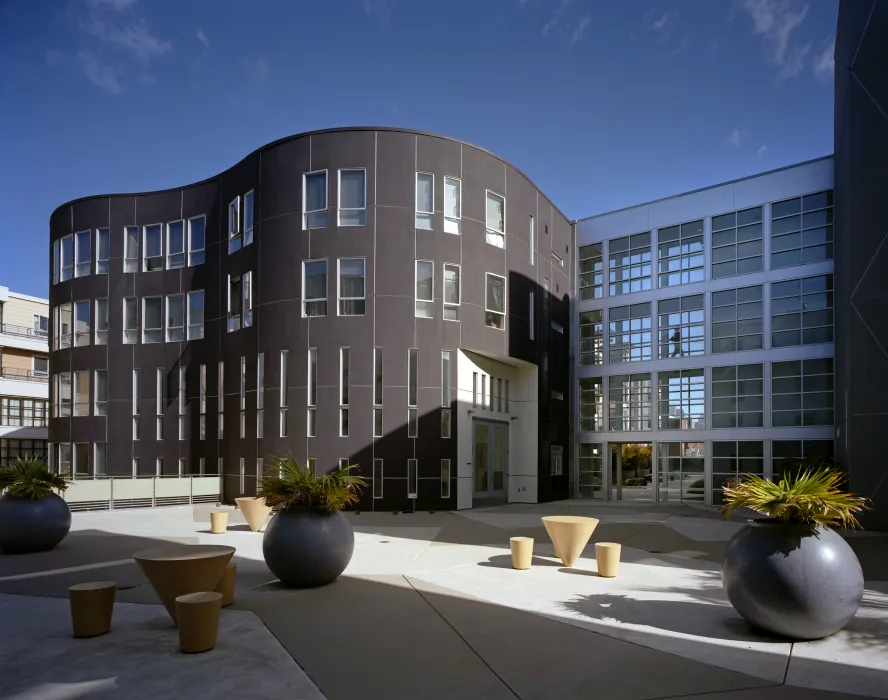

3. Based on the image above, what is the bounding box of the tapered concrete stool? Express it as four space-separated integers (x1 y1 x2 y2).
235 497 272 532
595 542 622 578
541 516 600 567
510 537 534 570
176 591 223 653
69 581 116 638
210 510 229 534
214 563 237 606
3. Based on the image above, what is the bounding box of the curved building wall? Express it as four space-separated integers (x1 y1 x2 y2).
48 128 573 511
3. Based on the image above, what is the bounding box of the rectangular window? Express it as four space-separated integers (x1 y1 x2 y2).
240 357 246 411
657 294 705 358
143 224 163 271
95 370 107 416
712 441 765 505
443 263 460 321
407 458 418 498
142 297 162 343
444 177 460 234
609 232 651 295
96 228 110 274
243 271 253 327
416 172 434 230
124 226 139 272
529 216 535 265
74 443 89 475
657 220 704 287
485 273 506 329
408 409 418 438
59 443 72 473
228 275 242 332
94 298 108 345
74 370 90 417
374 347 383 406
187 290 205 340
74 230 90 277
59 303 73 349
473 372 478 408
442 350 451 437
579 310 603 365
60 235 74 281
340 347 349 437
338 258 366 315
303 170 328 229
772 358 834 427
280 351 289 408
481 375 487 409
505 380 510 412
257 353 265 412
771 274 834 347
53 239 60 284
166 294 185 342
551 445 564 476
132 370 140 415
307 348 316 438
156 368 163 419
657 368 705 429
408 348 418 407
156 458 163 476
711 206 763 279
771 191 834 268
772 439 834 480
579 443 604 499
244 190 254 246
199 364 207 439
608 302 652 363
374 408 383 437
579 243 604 299
167 220 185 269
441 459 451 498
179 366 187 440
711 285 763 353
74 300 90 347
218 361 224 440
303 260 328 317
33 357 49 378
188 215 206 266
228 196 241 254
338 169 366 226
415 260 434 318
373 459 383 499
485 191 505 248
58 372 72 416
711 364 764 428
94 442 107 476
552 252 564 267
608 373 652 431
529 291 535 341
658 442 705 503
579 377 604 431
178 458 185 476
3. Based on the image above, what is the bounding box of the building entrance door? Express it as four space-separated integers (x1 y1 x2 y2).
608 443 654 502
473 420 508 500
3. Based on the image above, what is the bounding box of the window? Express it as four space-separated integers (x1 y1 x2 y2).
441 459 451 498
338 169 366 226
179 366 187 440
228 196 241 253
59 443 72 474
218 361 224 439
711 364 764 428
373 459 383 499
551 446 564 476
579 310 603 365
303 170 328 229
199 364 206 439
33 357 49 378
608 373 652 431
240 357 246 438
34 314 50 338
243 271 253 327
143 224 163 271
188 216 206 266
416 172 434 229
257 354 264 439
578 443 604 499
244 190 254 245
95 442 107 475
60 235 74 281
2 398 48 427
95 370 107 416
772 440 834 480
608 302 652 363
227 275 242 332
74 370 90 417
578 243 604 300
303 260 327 317
338 258 365 315
280 350 289 437
74 300 90 347
772 358 834 427
407 458 418 498
658 442 705 503
122 298 137 344
657 220 704 288
412 260 434 318
307 348 316 438
142 297 162 343
74 230 90 277
373 347 383 437
179 458 186 476
485 191 505 247
408 348 418 438
711 207 763 278
485 273 506 329
156 458 163 476
124 226 139 272
95 299 108 345
74 443 90 475
552 252 564 268
166 294 185 342
133 370 140 416
473 372 478 408
771 191 834 268
52 239 60 284
771 274 833 347
444 177 460 234
96 228 110 274
579 377 604 431
505 380 510 412
529 216 535 265
340 347 349 437
609 232 651 295
712 442 764 505
529 292 535 341
57 372 72 417
165 220 185 269
188 291 204 340
441 350 451 438
657 368 705 429
657 295 704 359
709 285 763 353
431 262 457 323
59 303 73 349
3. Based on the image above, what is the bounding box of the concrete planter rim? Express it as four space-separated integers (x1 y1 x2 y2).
745 517 824 532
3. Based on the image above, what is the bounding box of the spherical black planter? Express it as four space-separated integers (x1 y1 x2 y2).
262 508 354 588
722 519 863 640
0 492 72 554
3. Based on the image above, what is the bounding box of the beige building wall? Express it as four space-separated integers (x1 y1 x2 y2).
2 294 49 330
1 347 41 371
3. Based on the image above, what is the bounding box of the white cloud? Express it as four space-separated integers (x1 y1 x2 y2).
742 0 811 79
727 128 747 147
77 50 121 93
757 144 770 158
363 0 397 23
813 38 835 81
569 16 592 46
542 0 573 36
649 12 670 39
244 56 270 83
196 29 209 49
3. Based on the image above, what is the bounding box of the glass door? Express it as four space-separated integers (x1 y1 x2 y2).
473 420 508 499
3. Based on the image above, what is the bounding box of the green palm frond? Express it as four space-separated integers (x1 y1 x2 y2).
0 456 69 499
256 452 366 512
721 464 869 528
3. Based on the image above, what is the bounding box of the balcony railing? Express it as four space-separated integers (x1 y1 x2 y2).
0 367 49 383
1 324 48 341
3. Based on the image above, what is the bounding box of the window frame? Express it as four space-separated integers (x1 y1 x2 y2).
484 272 507 330
142 296 163 344
188 215 206 266
95 228 110 274
443 176 461 234
165 220 186 269
187 290 205 340
302 259 328 317
228 196 241 254
142 223 164 272
244 190 255 246
415 172 434 230
74 300 91 347
710 206 764 279
303 169 329 230
124 225 139 272
166 293 185 342
74 230 91 278
415 259 434 318
337 257 366 316
337 168 367 227
60 234 74 281
94 298 108 345
94 369 108 416
123 297 138 344
442 262 460 321
485 190 506 248
227 275 242 332
656 219 705 288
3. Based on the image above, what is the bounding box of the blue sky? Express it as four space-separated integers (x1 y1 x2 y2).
0 0 838 298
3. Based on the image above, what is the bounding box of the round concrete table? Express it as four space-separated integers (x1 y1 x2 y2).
133 545 235 625
541 516 599 567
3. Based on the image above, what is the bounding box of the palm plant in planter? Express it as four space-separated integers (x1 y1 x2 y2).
257 453 366 588
721 465 869 640
0 456 72 554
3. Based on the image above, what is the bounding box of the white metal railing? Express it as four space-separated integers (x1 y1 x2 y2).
62 475 222 512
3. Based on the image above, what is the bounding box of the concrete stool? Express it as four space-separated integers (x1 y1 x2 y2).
510 537 534 570
214 563 237 607
69 581 116 638
176 591 223 653
210 510 229 534
595 542 622 578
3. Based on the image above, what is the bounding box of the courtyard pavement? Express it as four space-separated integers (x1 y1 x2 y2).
0 500 886 700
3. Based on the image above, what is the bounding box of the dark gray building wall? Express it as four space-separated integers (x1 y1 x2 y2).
48 127 573 511
835 1 888 528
